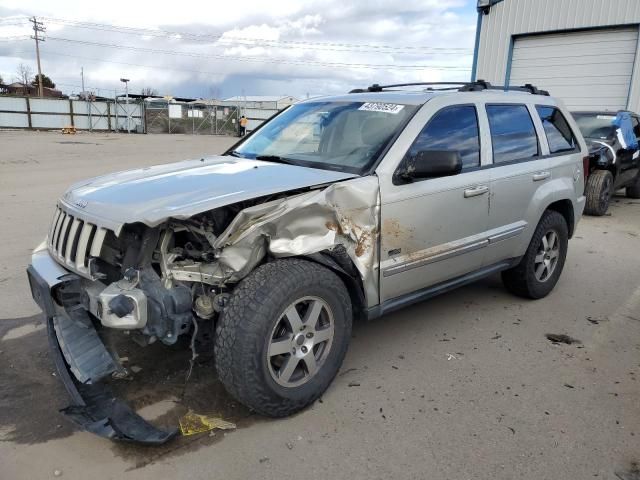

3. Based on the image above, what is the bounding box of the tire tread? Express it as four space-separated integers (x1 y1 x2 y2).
214 258 352 417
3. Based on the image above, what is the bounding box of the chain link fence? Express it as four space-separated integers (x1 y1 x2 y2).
145 101 241 135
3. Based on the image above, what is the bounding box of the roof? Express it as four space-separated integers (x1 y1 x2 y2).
299 88 555 106
223 95 298 102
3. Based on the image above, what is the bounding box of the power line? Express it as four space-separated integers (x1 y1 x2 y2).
41 16 473 55
15 50 470 87
45 36 471 70
0 36 30 41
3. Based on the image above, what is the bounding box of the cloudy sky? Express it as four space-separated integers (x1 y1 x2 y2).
0 0 477 100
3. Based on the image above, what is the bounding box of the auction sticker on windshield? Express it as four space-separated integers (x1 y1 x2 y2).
359 102 405 114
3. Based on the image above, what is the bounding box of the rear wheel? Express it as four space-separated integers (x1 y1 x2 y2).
502 210 569 299
584 170 614 216
626 174 640 199
214 258 352 417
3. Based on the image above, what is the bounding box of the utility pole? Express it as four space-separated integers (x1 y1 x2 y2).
29 16 45 97
81 67 93 131
120 78 130 133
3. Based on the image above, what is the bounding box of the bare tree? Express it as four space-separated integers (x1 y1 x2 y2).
140 87 158 97
0 74 4 85
15 63 33 86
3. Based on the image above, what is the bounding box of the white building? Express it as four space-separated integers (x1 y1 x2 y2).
472 0 640 112
220 95 299 131
222 95 299 110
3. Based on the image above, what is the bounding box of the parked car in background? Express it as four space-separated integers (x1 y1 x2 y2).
28 81 586 444
572 111 640 215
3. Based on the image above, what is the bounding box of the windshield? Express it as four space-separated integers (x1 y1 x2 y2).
573 113 617 140
232 101 418 173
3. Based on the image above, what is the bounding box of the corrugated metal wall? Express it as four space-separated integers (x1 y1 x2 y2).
0 96 143 131
476 0 640 112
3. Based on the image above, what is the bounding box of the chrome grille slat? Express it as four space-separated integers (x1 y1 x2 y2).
49 208 62 245
57 215 72 256
47 205 114 279
52 210 66 250
65 218 82 263
75 223 94 272
90 228 107 257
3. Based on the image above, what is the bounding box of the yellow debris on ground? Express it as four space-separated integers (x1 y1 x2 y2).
178 411 236 436
61 126 77 134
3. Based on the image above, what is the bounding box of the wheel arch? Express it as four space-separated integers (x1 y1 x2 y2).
545 198 575 238
299 251 367 322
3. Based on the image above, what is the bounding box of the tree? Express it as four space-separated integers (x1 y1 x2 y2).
15 63 33 86
0 74 4 85
140 87 158 97
31 73 55 89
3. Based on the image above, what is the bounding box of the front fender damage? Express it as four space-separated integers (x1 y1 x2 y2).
211 176 380 305
32 176 380 445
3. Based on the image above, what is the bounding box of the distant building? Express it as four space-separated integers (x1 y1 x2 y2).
2 82 65 98
472 0 640 112
220 95 299 132
223 95 299 110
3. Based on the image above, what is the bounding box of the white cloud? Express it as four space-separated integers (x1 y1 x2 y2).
0 0 476 98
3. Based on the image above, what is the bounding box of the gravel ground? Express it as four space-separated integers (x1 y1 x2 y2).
0 130 639 480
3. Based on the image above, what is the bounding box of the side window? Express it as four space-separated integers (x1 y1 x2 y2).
486 104 539 164
535 106 578 153
404 105 480 170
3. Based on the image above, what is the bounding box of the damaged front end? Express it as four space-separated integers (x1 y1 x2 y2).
27 175 380 443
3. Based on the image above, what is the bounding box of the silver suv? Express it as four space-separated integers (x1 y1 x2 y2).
27 81 586 443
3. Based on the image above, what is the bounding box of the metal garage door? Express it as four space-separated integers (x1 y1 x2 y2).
509 27 639 111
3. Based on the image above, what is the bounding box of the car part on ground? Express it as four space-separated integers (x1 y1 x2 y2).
28 81 587 443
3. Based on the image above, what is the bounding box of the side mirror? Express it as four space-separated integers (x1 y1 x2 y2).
405 150 463 179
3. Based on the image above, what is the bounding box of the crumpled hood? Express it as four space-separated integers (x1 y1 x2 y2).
60 156 357 232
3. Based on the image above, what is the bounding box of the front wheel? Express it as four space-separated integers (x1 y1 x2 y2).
214 258 352 417
502 210 569 299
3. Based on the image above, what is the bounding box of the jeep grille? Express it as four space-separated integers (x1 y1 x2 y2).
48 205 110 278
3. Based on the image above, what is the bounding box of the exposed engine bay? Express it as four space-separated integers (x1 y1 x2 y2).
59 176 379 347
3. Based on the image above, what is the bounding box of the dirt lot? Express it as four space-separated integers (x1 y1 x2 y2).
1 130 639 480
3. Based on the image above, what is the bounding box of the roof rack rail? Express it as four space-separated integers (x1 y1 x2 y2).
348 80 550 96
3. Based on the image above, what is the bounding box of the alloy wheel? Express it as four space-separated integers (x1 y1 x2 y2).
267 296 335 388
534 230 561 282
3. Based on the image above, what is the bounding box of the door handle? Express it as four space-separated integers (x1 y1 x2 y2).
464 185 489 198
532 171 550 182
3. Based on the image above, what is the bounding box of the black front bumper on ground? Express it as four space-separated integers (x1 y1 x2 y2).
27 263 178 445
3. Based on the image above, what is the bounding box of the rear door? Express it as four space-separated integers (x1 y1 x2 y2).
483 103 551 265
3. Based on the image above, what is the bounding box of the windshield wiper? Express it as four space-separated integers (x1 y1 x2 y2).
227 150 245 158
255 155 299 166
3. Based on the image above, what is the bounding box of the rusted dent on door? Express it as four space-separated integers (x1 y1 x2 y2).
213 176 381 307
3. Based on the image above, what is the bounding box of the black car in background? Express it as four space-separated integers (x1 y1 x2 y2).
572 111 640 215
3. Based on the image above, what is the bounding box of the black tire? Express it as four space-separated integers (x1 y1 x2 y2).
214 258 352 417
501 210 569 299
626 174 640 199
584 170 614 216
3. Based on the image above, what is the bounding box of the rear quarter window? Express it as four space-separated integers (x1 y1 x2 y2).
535 106 578 154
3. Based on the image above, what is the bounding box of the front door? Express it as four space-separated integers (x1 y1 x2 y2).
378 104 491 302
